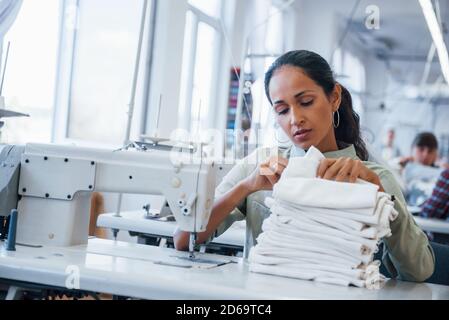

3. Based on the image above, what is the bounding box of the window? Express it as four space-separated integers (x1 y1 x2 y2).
188 0 221 18
248 3 286 148
332 48 365 117
264 5 284 54
67 0 144 145
178 0 222 137
55 0 152 146
1 0 60 144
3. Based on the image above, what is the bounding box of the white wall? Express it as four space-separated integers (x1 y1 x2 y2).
290 0 339 61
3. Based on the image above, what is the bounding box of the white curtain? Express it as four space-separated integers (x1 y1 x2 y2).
0 0 22 37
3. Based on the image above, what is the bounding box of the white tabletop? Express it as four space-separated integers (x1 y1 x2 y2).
97 211 245 247
1 238 448 300
413 216 449 234
407 205 422 215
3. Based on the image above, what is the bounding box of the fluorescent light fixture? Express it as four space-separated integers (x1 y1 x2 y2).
419 0 449 84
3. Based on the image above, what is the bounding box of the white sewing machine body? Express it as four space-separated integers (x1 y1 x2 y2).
14 142 216 247
96 161 238 246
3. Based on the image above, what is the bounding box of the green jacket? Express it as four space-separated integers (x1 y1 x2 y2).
209 144 435 282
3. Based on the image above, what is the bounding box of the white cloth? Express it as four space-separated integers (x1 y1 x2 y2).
249 263 385 289
256 231 374 266
270 205 379 241
261 223 375 258
248 146 397 289
273 177 380 214
251 244 364 268
290 145 306 158
273 197 398 230
262 215 379 254
265 196 366 231
274 147 379 213
281 145 324 179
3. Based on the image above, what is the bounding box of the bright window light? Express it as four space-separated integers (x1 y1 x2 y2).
419 0 449 84
2 0 60 144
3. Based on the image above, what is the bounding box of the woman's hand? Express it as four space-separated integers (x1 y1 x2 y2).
317 157 384 191
242 156 289 193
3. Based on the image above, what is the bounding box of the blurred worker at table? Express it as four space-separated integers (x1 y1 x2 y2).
399 132 448 206
380 128 402 164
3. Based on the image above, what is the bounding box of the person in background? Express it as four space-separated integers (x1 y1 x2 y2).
419 169 449 244
421 169 449 220
381 128 401 163
400 132 435 166
399 132 448 206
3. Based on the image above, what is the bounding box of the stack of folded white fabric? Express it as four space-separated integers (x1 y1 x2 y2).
248 146 399 289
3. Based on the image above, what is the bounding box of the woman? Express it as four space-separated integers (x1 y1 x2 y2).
174 50 434 282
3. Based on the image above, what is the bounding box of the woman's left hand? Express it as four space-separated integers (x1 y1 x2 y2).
317 157 384 191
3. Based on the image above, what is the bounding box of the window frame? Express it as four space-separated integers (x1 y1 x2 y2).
178 2 224 133
52 0 156 148
0 0 61 144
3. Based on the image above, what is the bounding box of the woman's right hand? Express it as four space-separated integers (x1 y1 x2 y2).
241 156 289 193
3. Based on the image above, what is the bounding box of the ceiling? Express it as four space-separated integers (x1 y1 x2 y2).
296 0 448 91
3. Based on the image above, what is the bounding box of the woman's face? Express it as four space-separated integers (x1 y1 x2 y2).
268 66 341 152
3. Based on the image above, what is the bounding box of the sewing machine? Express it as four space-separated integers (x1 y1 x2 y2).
95 161 238 251
1 141 216 258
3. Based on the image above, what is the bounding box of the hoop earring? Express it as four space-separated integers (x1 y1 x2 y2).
333 110 340 128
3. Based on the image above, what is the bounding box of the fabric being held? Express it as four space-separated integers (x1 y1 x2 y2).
272 197 398 229
274 146 380 212
248 146 398 289
273 178 380 213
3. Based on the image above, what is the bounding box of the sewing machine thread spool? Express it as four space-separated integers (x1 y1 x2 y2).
5 209 18 251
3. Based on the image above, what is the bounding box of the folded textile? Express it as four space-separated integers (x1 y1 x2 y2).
265 196 367 232
248 146 397 289
249 263 385 289
270 205 379 241
269 200 397 241
256 232 374 266
273 177 380 213
257 229 375 264
262 218 378 255
249 251 366 278
250 245 376 270
273 146 383 214
251 246 362 268
264 218 379 256
274 198 398 228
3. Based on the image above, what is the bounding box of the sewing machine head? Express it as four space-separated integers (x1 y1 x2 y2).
0 145 24 240
0 142 216 248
